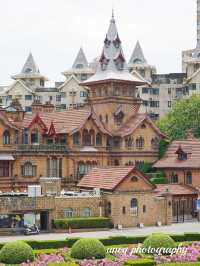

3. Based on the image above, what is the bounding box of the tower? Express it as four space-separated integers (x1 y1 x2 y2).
81 13 146 132
11 53 48 90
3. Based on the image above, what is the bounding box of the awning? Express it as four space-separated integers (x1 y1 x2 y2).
0 154 14 161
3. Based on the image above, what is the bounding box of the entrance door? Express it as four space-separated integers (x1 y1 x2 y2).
40 211 49 231
172 198 197 223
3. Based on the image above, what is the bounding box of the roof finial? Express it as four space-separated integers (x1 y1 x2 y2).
111 8 115 22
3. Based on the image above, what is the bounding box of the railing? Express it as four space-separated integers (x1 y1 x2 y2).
17 144 68 153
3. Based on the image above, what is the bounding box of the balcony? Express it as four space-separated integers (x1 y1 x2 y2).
17 144 68 153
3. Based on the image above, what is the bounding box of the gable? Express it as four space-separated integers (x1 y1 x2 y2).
188 70 200 83
115 169 154 192
59 76 84 92
7 81 33 96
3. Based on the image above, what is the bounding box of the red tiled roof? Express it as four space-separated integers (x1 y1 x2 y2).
78 166 154 190
154 139 200 169
19 106 110 135
155 184 198 196
116 113 166 137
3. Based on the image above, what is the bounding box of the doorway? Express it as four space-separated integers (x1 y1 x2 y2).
40 211 49 231
172 197 197 223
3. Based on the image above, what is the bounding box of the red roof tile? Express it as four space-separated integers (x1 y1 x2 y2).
155 184 198 196
78 166 153 190
154 139 200 169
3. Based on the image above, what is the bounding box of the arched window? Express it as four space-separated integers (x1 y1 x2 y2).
31 129 39 144
131 198 138 216
125 137 133 148
136 137 144 149
23 129 29 144
122 206 126 215
171 173 178 184
22 162 37 177
143 205 146 213
77 161 86 178
73 132 80 145
96 133 102 146
186 171 192 185
107 202 112 216
3 130 10 145
64 208 74 218
83 129 91 146
99 115 103 122
82 208 92 217
105 114 108 123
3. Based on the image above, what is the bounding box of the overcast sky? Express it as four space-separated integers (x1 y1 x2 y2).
0 0 197 85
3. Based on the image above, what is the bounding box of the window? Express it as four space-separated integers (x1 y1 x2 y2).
25 95 32 101
25 106 32 112
150 100 159 108
73 132 80 145
105 114 108 123
96 133 102 146
171 173 178 184
142 87 149 94
125 137 133 148
56 95 61 102
22 162 37 177
136 137 144 149
77 161 96 178
31 129 39 144
23 129 29 144
82 208 92 217
47 158 62 177
40 79 44 87
143 205 146 213
151 137 159 150
122 206 126 215
69 91 76 96
81 74 87 81
80 91 87 97
83 129 94 146
107 202 112 215
114 111 124 125
0 161 9 177
130 198 138 216
168 88 171 94
168 101 172 108
64 208 74 218
3 130 10 145
186 171 192 185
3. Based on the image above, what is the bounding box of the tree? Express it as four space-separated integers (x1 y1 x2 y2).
157 94 200 140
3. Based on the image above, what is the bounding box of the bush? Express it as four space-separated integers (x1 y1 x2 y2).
0 240 34 264
142 233 175 254
53 217 112 230
124 258 155 265
70 238 106 259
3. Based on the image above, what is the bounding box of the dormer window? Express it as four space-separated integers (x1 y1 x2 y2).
25 68 32 73
114 110 124 125
175 146 187 161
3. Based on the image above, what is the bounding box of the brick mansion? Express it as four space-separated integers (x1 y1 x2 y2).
0 4 200 232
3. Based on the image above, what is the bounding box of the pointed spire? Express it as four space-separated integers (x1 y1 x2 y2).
81 14 146 86
129 41 147 65
21 52 40 74
72 47 88 69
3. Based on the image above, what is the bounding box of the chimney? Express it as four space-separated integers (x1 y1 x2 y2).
31 100 55 114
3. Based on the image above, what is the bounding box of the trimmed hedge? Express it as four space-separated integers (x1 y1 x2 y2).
53 217 112 229
160 263 200 266
0 241 34 264
71 238 106 259
124 258 155 266
0 232 199 250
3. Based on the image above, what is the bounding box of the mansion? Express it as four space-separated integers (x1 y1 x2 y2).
0 6 200 232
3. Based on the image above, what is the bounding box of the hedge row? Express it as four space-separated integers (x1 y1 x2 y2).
124 258 155 265
159 263 200 266
53 217 113 229
0 232 200 250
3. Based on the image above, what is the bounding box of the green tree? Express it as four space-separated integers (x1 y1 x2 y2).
157 94 200 140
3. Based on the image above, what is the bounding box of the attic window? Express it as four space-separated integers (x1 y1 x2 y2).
131 176 138 182
25 68 32 73
176 146 188 161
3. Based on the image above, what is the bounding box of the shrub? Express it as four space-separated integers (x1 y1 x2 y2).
142 233 175 254
0 240 34 264
124 258 155 265
53 217 112 229
70 238 106 259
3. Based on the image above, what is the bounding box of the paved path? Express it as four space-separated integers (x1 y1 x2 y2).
0 222 200 242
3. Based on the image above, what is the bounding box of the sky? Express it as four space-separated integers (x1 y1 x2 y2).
0 0 197 86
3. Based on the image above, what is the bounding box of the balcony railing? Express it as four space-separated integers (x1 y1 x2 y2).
17 144 68 153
